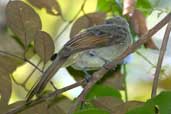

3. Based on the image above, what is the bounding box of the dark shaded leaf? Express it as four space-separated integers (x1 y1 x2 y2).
0 34 24 74
112 101 144 114
0 55 22 74
0 72 12 110
86 85 121 100
6 101 53 114
0 33 24 113
28 0 62 16
91 96 123 113
34 31 55 63
0 101 21 114
48 105 66 114
53 98 73 114
130 9 158 49
6 1 42 47
4 100 67 114
70 12 106 38
102 71 125 90
48 97 73 114
20 102 48 114
74 108 109 114
0 33 24 56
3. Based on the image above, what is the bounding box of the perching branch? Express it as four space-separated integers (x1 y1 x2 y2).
4 79 86 114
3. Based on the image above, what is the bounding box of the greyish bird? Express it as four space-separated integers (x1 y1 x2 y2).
26 16 132 101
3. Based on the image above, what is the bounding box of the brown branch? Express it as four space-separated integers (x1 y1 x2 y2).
4 79 86 114
68 12 171 114
151 18 171 98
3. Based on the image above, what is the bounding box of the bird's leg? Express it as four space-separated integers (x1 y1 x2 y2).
82 68 92 82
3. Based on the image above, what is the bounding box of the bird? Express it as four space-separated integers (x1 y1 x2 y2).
26 16 132 101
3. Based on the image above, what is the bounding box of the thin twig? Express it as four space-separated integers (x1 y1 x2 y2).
136 51 156 67
151 18 171 98
123 64 128 101
0 50 24 61
68 12 171 114
22 60 42 85
0 51 64 94
24 59 43 73
4 79 86 114
0 50 42 72
11 74 29 91
136 51 168 77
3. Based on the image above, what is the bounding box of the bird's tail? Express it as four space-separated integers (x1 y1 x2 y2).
26 56 67 101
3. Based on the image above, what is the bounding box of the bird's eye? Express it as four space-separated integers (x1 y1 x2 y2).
96 31 106 35
50 53 58 61
88 51 96 57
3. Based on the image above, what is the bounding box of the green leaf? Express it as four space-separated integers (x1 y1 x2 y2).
136 0 152 16
74 108 109 114
86 85 121 99
126 105 154 114
147 91 171 114
97 0 121 15
127 91 171 114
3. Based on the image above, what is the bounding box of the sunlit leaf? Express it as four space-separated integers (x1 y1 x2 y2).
136 0 152 15
28 0 62 16
97 0 121 15
127 91 171 114
86 85 121 100
34 31 55 63
70 12 106 38
6 1 42 47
